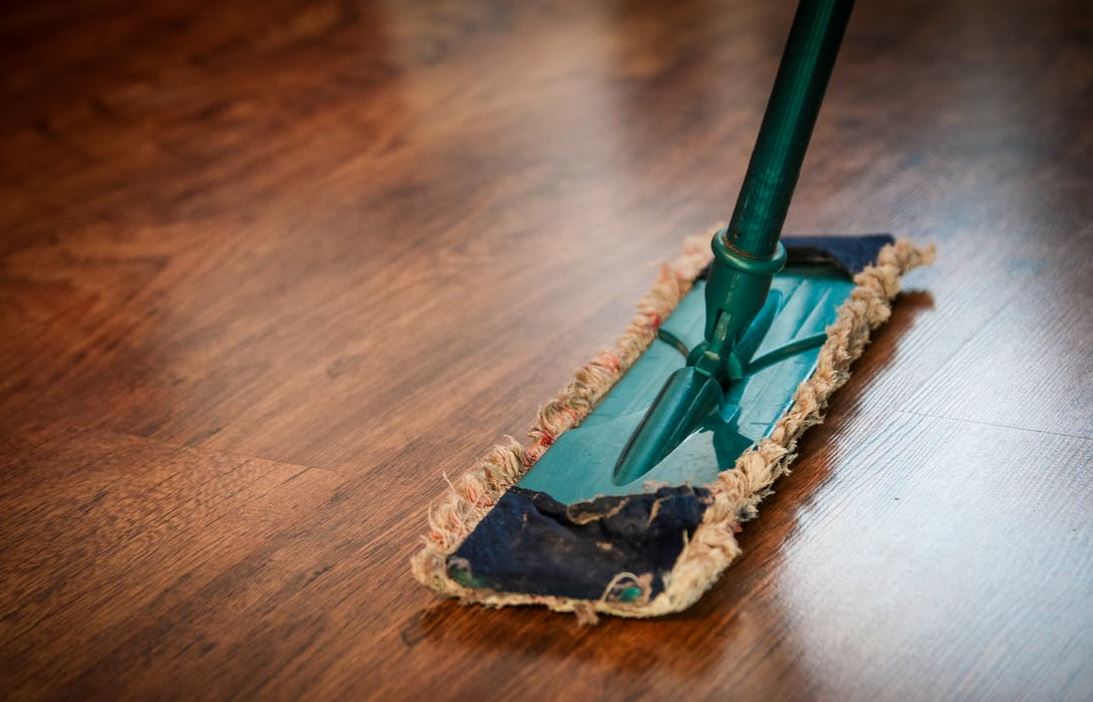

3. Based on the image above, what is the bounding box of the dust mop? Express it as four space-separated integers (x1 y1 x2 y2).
412 0 934 621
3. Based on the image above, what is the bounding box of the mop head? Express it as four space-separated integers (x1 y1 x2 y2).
411 229 934 623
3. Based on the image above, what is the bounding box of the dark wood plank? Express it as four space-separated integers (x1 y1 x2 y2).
0 427 350 699
1 0 1091 699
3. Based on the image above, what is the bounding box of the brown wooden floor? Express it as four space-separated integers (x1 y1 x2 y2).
2 0 1091 699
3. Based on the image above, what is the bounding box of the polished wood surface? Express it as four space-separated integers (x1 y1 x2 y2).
1 0 1091 699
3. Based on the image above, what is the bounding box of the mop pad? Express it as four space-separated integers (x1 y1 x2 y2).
412 231 934 622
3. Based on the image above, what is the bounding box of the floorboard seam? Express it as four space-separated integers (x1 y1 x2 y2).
894 410 1093 442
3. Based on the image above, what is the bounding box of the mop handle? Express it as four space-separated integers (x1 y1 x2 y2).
724 0 855 259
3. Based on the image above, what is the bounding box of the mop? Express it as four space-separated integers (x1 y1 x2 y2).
411 0 934 622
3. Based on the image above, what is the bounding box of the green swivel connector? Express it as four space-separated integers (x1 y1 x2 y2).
691 236 788 383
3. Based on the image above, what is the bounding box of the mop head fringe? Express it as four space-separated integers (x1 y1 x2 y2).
411 229 935 623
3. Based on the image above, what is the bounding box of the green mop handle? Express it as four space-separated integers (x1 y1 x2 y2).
727 0 855 257
699 0 855 379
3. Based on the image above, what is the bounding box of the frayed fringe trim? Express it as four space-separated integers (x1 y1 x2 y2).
410 230 935 623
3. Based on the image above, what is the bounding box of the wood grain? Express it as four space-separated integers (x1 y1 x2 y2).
1 0 1091 699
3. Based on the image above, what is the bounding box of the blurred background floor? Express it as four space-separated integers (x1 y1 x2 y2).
1 0 1091 699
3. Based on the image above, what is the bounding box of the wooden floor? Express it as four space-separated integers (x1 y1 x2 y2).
1 0 1091 699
